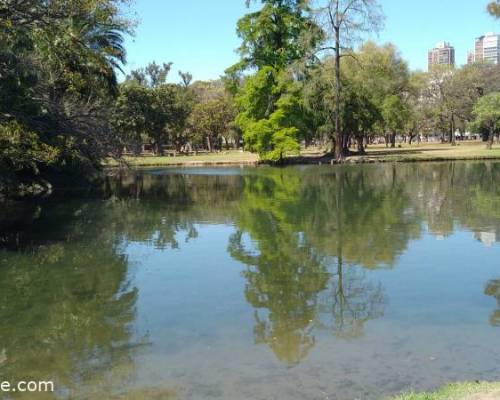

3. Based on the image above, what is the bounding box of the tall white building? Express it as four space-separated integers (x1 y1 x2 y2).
428 42 455 70
469 33 500 64
482 33 500 63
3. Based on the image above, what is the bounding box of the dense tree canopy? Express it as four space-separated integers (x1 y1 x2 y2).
471 93 500 149
0 0 132 196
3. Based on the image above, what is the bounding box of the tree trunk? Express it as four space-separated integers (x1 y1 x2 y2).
155 139 164 156
206 135 212 152
487 127 494 150
333 8 343 161
450 113 457 146
391 132 396 148
356 136 365 154
132 141 142 156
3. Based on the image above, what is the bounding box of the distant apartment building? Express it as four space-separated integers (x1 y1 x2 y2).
467 50 475 65
428 42 455 70
468 33 500 64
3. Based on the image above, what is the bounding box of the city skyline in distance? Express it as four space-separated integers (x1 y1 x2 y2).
427 31 500 71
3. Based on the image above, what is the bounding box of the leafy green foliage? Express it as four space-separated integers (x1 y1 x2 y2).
382 95 409 133
488 1 500 18
236 68 304 161
471 92 500 148
189 95 237 150
472 92 500 129
0 121 58 189
233 0 319 70
230 1 319 162
114 73 194 155
0 0 132 195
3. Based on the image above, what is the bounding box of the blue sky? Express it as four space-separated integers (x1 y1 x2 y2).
122 0 499 82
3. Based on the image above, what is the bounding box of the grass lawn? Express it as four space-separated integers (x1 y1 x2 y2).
357 141 500 162
389 382 500 400
103 142 500 168
104 150 259 167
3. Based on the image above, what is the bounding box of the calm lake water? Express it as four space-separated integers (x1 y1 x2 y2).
1 162 500 400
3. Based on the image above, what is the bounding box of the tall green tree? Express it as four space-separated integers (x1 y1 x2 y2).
230 0 320 162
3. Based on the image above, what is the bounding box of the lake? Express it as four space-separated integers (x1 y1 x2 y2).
0 162 499 400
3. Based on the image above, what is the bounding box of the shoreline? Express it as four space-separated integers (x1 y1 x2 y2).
388 381 500 400
104 144 500 168
108 155 500 169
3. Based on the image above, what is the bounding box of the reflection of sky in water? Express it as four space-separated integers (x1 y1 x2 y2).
122 223 500 400
148 167 251 176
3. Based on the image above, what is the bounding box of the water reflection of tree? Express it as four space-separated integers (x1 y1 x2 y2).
229 169 397 365
0 171 246 397
0 206 138 398
101 171 243 249
400 162 500 240
228 171 330 366
229 229 328 366
317 258 385 339
485 280 500 327
301 166 421 269
305 168 387 338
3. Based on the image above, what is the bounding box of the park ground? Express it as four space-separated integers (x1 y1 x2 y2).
104 141 500 167
389 382 500 400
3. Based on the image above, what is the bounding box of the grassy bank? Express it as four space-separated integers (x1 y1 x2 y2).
389 382 500 400
358 141 500 163
104 151 259 167
295 142 500 164
104 142 500 168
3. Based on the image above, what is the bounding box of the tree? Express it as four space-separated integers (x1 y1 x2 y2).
421 64 491 146
0 0 133 195
190 95 237 151
471 92 500 149
341 85 380 153
117 62 195 155
488 1 500 18
127 62 173 87
113 83 150 155
229 0 320 162
382 95 409 148
404 71 428 144
314 0 384 160
341 42 409 149
178 71 193 88
233 0 318 71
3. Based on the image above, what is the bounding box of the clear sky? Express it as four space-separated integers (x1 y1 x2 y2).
122 0 499 82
